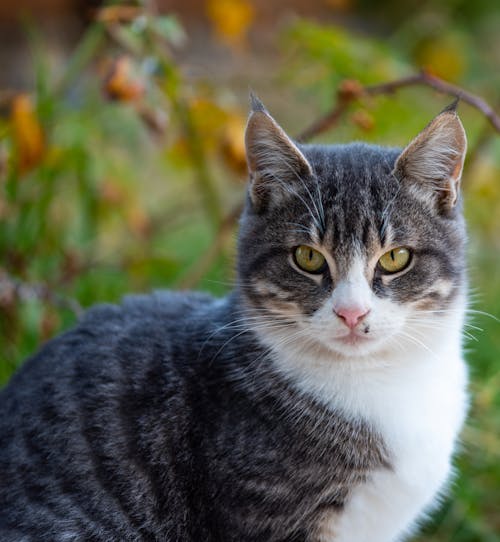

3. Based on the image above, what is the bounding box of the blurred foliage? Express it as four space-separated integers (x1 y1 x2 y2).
0 4 247 379
0 1 499 541
206 0 255 49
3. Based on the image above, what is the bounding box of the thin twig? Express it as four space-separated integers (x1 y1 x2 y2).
176 203 243 289
297 71 500 141
367 72 500 132
296 79 363 141
94 5 143 24
296 102 348 142
462 124 496 184
0 271 83 318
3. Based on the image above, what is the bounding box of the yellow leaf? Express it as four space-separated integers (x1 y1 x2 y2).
414 37 466 82
188 98 228 153
206 0 255 49
220 113 247 177
11 94 45 173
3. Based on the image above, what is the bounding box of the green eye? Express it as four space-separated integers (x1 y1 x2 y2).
378 247 411 274
294 245 326 274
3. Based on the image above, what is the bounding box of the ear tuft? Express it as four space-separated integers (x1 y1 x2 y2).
440 98 460 115
393 107 467 212
249 91 266 113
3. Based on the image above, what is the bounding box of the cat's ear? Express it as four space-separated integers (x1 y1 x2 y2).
245 94 312 208
393 102 467 212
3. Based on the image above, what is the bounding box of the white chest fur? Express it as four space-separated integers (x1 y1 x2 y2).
267 317 468 542
321 348 468 542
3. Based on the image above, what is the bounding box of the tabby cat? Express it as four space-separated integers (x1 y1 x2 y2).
0 96 468 542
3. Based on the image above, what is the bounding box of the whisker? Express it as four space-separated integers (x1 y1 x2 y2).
398 330 439 360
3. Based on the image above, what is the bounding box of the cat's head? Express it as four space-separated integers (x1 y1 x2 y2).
237 96 467 361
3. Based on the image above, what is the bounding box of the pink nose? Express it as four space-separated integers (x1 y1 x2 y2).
334 306 370 329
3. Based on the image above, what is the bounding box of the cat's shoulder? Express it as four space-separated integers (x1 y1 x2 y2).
81 289 217 329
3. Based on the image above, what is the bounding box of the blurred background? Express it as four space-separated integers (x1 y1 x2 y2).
0 0 499 539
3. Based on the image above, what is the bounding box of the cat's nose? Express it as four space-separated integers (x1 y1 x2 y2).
334 306 370 329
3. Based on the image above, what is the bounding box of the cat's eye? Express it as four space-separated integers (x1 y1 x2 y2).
378 247 411 274
294 245 326 274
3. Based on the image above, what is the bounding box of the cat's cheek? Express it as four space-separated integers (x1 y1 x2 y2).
372 277 391 298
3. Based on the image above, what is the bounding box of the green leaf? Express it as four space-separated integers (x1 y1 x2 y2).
150 15 186 46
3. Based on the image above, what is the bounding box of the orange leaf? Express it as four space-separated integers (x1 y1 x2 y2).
337 79 364 102
11 94 45 173
126 205 151 238
104 56 144 102
100 179 127 205
351 110 375 132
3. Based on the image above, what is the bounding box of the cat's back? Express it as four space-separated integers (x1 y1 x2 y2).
0 290 219 541
2 289 215 392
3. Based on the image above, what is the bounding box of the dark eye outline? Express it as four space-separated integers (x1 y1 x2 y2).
377 247 412 275
293 245 328 275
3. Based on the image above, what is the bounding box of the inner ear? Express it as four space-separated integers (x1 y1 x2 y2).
245 98 312 208
393 105 467 212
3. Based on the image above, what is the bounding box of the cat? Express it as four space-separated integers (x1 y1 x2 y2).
0 95 468 542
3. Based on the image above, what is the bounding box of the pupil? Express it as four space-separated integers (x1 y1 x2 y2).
391 250 395 261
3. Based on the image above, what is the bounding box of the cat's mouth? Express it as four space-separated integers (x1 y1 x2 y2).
336 330 374 346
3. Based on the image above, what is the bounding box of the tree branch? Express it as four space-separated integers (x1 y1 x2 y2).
297 71 500 142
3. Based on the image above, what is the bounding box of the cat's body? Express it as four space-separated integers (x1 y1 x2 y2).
0 100 468 541
0 291 388 541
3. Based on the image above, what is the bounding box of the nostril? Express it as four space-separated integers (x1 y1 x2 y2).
334 306 370 329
